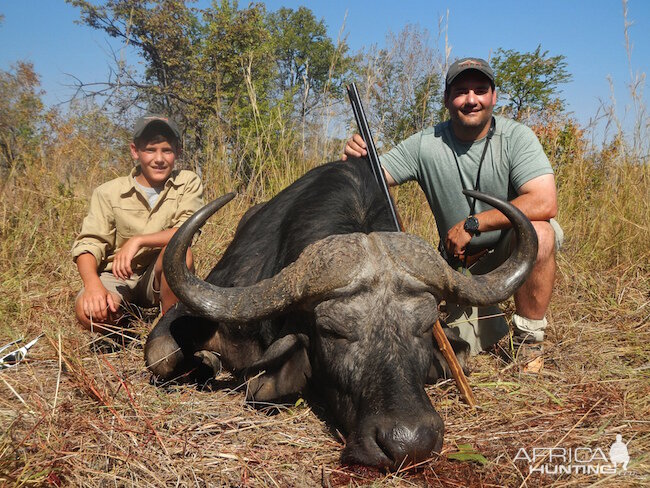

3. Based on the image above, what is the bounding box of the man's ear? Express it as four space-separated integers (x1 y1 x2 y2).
245 333 311 403
129 142 139 161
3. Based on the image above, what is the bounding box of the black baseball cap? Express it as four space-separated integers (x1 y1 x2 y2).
133 114 181 141
445 57 495 90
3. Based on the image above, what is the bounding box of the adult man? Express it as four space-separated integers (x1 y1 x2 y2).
343 57 562 357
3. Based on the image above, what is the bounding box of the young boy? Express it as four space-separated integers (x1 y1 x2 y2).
72 114 204 332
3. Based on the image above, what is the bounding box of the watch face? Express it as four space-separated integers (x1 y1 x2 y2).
464 216 479 233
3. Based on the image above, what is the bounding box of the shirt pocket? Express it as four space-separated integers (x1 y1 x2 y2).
114 205 148 242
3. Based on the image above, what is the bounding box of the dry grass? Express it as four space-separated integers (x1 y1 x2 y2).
1 66 649 488
1 126 648 487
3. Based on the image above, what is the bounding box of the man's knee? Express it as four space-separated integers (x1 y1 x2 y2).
531 221 557 263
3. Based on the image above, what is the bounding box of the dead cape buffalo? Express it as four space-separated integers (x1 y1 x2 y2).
145 157 537 469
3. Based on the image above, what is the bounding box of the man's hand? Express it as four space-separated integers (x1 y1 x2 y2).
445 220 474 260
342 133 367 161
341 134 398 186
80 283 118 323
112 236 142 280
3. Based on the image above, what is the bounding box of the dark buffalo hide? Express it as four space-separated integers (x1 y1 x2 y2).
145 158 537 469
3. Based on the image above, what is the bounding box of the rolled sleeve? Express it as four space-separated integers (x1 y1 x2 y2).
509 124 553 191
171 171 204 227
71 188 116 266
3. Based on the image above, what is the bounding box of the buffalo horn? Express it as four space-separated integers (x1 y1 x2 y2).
381 189 538 305
163 194 363 323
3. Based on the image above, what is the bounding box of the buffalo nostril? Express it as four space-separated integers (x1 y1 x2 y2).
376 423 442 468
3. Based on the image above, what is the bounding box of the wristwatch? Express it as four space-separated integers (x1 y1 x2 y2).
464 215 481 236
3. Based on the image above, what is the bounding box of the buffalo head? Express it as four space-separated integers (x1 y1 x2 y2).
152 188 537 469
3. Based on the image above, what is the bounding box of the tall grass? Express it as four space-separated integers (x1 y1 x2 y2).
1 90 647 486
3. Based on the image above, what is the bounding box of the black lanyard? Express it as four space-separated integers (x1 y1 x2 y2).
452 117 496 215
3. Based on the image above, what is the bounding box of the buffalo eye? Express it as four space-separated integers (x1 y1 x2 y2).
316 316 357 341
318 325 351 341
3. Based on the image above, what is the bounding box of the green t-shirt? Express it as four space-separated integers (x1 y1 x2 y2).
380 115 553 251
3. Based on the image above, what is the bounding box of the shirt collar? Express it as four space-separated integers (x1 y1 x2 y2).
123 166 182 196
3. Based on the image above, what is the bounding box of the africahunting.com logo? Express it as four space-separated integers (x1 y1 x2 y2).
514 435 631 475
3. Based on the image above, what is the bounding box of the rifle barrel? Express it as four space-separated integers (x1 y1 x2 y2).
346 83 401 232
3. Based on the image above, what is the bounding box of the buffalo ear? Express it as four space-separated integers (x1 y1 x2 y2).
427 326 471 383
245 333 312 402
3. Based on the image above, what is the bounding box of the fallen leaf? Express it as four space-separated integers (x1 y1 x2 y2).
523 356 544 373
447 443 488 465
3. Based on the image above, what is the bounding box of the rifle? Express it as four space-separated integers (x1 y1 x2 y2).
346 82 477 408
346 83 401 231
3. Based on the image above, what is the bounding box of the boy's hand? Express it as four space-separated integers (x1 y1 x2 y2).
81 284 118 322
112 236 142 280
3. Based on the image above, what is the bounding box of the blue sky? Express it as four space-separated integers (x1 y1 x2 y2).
1 1 648 137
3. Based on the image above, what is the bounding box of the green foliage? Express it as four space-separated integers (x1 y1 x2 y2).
198 2 274 163
67 0 202 129
0 62 44 175
447 443 489 465
267 6 352 118
492 45 571 120
200 1 274 113
67 0 354 184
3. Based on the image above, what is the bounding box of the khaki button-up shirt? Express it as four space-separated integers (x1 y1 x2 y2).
72 167 204 273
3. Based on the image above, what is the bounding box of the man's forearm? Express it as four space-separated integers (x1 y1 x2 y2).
476 194 556 232
474 174 557 233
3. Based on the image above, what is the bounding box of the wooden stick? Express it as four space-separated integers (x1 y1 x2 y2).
432 319 477 408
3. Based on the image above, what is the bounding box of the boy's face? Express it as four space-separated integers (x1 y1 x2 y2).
130 140 178 188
